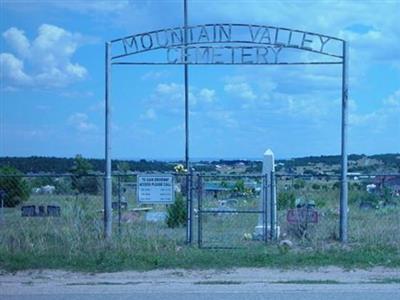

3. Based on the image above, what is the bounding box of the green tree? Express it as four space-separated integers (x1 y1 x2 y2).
70 155 99 195
277 191 295 210
0 166 30 207
311 183 320 190
293 179 305 190
166 194 187 228
234 179 245 193
117 162 131 174
70 154 93 175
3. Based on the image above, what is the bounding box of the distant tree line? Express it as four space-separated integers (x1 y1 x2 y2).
280 154 400 169
0 156 215 174
0 153 398 175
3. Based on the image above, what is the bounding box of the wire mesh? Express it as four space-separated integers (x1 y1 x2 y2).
0 173 398 252
197 174 266 248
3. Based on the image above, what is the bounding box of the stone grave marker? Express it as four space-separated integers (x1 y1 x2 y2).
21 205 36 217
47 205 61 217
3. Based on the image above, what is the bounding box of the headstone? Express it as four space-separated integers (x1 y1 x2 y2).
145 211 167 222
21 205 36 217
287 208 319 224
47 205 61 217
359 201 376 210
112 201 128 210
37 205 46 217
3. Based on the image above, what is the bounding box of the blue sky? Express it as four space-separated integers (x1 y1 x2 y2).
1 0 399 160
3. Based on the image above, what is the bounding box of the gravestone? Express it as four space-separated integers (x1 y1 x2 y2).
112 201 128 210
47 205 61 217
21 205 36 217
287 208 319 224
359 201 376 210
145 211 167 222
37 205 46 217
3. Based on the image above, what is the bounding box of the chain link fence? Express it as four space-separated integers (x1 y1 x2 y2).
0 173 188 259
275 174 400 250
0 173 399 252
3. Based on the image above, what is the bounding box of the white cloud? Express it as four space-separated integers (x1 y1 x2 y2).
350 90 400 133
207 110 238 128
1 24 88 88
383 89 400 109
150 82 216 112
156 82 182 98
198 88 216 103
141 70 168 80
89 101 105 112
2 27 30 57
140 108 157 120
224 80 256 101
0 53 32 86
68 113 96 132
52 1 130 14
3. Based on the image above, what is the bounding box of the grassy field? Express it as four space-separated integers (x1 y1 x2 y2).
0 177 399 272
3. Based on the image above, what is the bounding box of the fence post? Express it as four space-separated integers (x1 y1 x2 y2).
263 174 268 242
104 41 112 239
270 171 277 240
186 170 193 244
0 194 3 225
197 174 202 248
340 41 349 243
118 175 121 235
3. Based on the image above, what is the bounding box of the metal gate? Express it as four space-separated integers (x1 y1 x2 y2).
196 174 277 248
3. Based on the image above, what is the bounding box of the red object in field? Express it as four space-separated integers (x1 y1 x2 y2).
287 208 319 224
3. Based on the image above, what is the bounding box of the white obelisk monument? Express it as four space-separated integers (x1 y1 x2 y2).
254 149 279 239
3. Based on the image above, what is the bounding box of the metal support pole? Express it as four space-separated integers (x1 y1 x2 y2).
104 42 112 239
197 175 203 248
339 41 349 243
118 175 121 235
184 0 192 245
263 174 268 242
0 197 3 225
270 171 277 240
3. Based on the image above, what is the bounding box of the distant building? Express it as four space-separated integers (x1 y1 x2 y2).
373 176 400 195
33 185 56 194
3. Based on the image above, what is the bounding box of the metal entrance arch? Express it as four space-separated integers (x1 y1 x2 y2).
103 22 349 244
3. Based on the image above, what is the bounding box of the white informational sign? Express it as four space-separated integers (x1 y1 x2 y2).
137 174 175 204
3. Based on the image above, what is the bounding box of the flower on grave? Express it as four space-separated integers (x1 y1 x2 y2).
174 164 187 173
243 233 252 240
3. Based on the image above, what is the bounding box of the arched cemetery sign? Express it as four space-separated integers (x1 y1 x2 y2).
103 23 349 245
110 24 344 64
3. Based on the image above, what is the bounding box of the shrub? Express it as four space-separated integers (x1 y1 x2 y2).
278 191 295 210
0 166 30 207
70 155 99 195
293 179 305 190
166 194 187 228
312 183 321 190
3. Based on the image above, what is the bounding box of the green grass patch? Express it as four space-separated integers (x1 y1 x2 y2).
66 281 142 286
0 193 399 272
1 242 399 272
194 280 242 285
369 278 400 284
273 280 341 284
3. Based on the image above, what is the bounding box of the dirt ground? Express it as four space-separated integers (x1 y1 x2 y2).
1 267 399 295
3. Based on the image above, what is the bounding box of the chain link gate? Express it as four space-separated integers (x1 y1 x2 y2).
195 173 277 249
